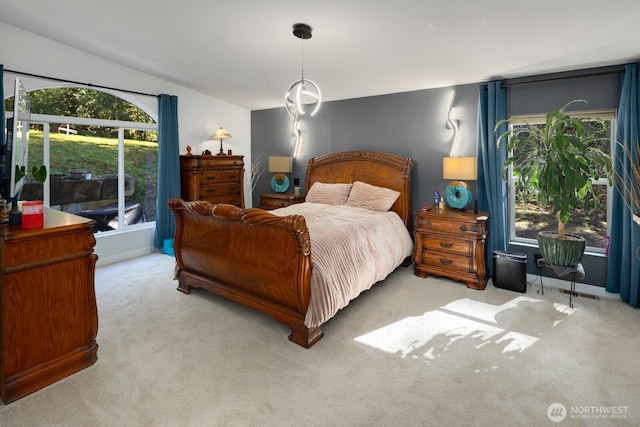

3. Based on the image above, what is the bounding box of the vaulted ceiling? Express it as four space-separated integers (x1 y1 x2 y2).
2 1 639 111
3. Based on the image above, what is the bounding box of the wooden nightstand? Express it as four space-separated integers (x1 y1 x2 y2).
413 207 489 290
260 193 305 210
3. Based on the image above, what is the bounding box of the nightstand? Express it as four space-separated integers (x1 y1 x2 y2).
260 193 305 210
413 207 489 290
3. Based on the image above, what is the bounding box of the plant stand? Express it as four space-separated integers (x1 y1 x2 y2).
536 258 585 308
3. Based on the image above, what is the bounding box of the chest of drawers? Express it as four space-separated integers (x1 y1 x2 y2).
180 155 245 208
413 208 489 289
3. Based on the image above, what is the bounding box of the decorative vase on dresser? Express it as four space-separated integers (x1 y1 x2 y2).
413 207 489 290
180 155 245 208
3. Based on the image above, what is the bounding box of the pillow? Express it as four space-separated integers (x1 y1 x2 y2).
345 181 400 212
305 182 353 205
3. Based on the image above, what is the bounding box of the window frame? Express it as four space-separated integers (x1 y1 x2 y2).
505 109 616 255
30 112 158 233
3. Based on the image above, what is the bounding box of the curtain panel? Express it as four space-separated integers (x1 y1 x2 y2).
476 81 508 276
606 63 640 307
154 94 181 249
1 65 5 148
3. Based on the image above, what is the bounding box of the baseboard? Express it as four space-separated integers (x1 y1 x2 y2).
525 273 615 300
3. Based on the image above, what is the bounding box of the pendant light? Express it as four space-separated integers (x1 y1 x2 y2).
285 23 322 117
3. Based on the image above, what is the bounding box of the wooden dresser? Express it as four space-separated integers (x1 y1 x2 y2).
413 208 489 290
0 209 98 403
260 193 305 210
180 155 245 208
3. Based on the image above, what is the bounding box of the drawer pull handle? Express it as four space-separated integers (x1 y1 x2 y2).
228 175 237 179
439 242 453 248
439 258 453 265
425 220 432 227
206 176 217 181
460 225 468 232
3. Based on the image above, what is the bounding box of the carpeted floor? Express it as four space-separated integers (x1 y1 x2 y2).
0 252 638 426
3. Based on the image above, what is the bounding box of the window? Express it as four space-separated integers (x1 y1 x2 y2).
5 87 158 233
506 110 615 253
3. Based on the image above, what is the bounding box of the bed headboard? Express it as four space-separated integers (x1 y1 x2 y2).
305 150 413 227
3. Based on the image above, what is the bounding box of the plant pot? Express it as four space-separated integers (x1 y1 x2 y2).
537 231 585 267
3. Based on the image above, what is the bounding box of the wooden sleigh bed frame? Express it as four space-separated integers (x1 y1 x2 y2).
169 150 413 348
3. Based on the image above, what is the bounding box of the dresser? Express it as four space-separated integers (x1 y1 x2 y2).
1 209 98 403
180 155 245 208
413 208 489 290
260 192 305 210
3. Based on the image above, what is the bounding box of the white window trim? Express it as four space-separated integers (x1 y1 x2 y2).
29 113 158 233
505 109 615 255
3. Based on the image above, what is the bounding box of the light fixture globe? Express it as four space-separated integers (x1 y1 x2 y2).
285 79 322 117
285 23 322 117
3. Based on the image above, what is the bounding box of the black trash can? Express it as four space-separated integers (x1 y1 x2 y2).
493 251 527 293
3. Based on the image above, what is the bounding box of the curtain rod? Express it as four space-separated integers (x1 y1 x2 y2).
500 66 624 88
4 68 159 98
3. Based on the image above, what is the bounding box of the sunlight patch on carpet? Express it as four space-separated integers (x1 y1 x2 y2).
354 296 574 360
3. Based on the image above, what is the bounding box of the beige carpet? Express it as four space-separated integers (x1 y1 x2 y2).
0 252 638 426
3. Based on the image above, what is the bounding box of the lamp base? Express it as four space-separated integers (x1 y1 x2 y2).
271 174 290 193
217 139 226 155
445 181 472 210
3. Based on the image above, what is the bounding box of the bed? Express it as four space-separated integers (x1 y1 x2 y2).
169 150 413 347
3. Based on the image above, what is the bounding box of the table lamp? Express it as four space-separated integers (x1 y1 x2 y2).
443 156 477 210
268 156 293 192
213 127 231 156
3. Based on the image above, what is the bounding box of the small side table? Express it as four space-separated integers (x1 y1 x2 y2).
260 193 305 210
537 258 585 308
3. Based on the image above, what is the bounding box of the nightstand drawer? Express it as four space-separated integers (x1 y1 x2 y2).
423 235 472 256
260 193 305 210
415 216 478 236
422 250 472 273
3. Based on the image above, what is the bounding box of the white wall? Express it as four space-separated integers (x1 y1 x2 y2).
1 22 252 265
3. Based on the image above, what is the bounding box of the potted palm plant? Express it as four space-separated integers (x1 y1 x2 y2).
496 100 613 266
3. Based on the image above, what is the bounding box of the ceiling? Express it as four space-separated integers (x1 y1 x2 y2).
2 1 640 111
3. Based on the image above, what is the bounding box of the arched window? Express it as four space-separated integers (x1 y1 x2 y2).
5 86 158 233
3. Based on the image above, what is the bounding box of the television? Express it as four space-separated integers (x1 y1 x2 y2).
1 77 30 203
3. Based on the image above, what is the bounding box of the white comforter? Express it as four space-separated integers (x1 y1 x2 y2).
271 202 414 327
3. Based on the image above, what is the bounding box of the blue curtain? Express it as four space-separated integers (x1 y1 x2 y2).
606 63 640 307
476 81 508 276
154 94 181 248
1 65 5 148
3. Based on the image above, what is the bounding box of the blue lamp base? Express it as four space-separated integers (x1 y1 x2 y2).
271 174 290 193
445 181 472 210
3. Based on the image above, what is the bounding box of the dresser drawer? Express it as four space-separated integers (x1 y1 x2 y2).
204 194 243 206
200 170 242 184
422 250 472 273
423 235 472 256
200 183 242 198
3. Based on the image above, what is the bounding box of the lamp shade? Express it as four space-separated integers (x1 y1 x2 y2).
212 127 231 140
268 156 293 173
443 157 477 180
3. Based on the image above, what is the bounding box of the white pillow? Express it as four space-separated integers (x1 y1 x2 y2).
346 181 400 212
305 182 352 205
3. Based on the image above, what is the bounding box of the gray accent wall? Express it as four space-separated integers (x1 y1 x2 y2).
251 66 623 288
252 83 479 215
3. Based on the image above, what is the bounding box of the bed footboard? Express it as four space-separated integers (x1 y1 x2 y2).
169 198 322 348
